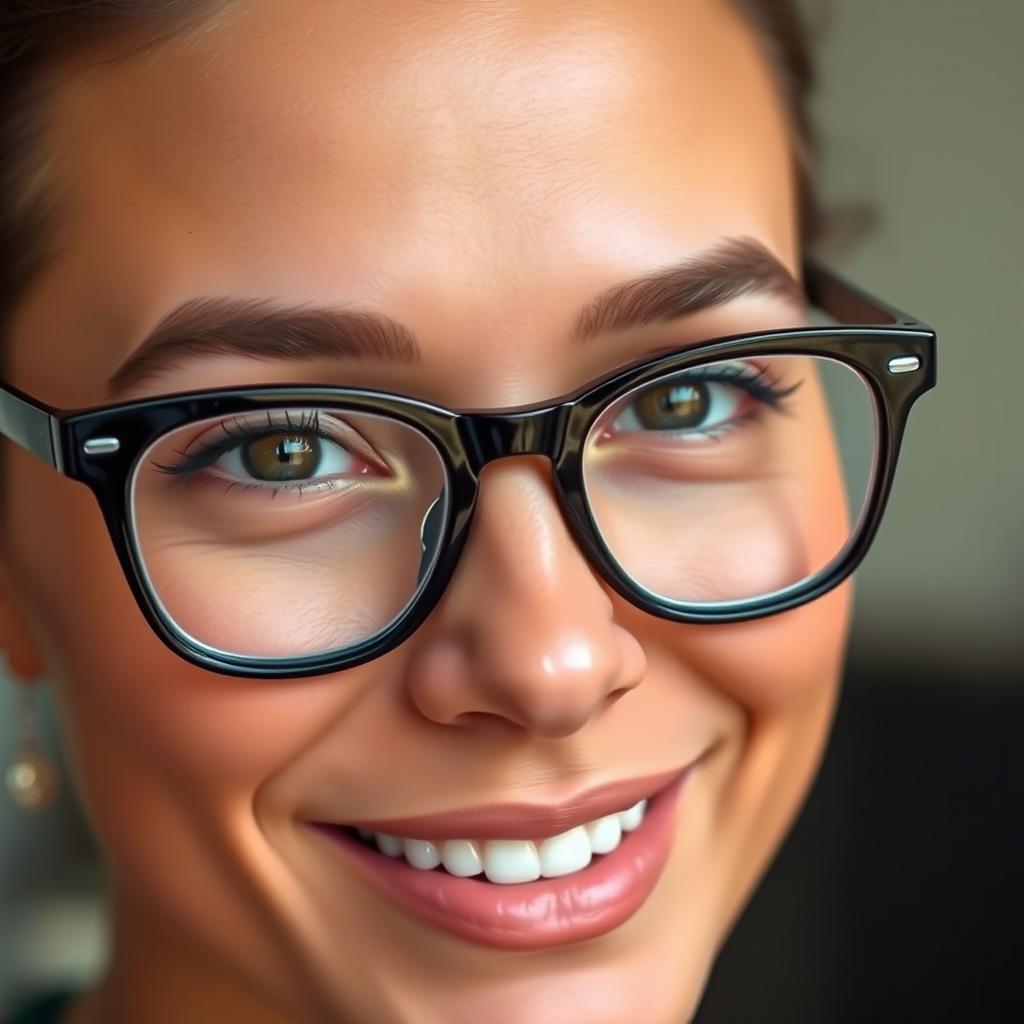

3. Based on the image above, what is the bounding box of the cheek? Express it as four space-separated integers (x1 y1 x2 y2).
8 456 375 999
617 570 850 918
664 584 852 716
7 451 348 871
626 580 851 940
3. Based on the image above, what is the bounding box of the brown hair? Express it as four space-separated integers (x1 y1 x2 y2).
0 0 820 354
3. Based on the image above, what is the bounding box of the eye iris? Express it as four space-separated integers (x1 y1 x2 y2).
242 433 320 481
636 381 709 430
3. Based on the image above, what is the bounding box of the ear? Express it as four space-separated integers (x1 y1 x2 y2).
0 558 47 682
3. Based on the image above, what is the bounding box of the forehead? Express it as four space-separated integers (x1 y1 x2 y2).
18 0 797 402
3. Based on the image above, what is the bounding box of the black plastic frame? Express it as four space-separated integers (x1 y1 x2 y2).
0 260 936 678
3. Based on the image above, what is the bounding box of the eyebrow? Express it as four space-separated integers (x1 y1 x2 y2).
106 235 803 397
571 235 803 342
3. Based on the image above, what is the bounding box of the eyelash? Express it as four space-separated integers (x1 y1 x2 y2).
153 410 338 480
639 363 802 435
678 362 801 410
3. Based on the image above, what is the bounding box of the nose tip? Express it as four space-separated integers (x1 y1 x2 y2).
474 626 641 739
404 458 646 739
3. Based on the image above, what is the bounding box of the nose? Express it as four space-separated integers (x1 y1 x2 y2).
404 457 647 739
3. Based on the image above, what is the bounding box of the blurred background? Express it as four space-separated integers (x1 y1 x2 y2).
698 2 1023 1020
1 0 1021 1020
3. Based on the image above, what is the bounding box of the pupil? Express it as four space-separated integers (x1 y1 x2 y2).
243 433 320 481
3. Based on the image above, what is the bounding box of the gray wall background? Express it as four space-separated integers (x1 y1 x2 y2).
804 0 1024 679
1 0 1021 1008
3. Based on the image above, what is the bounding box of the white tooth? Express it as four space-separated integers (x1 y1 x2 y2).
584 813 623 855
441 839 484 877
538 826 592 878
618 799 647 832
482 840 541 884
403 838 442 870
375 833 404 857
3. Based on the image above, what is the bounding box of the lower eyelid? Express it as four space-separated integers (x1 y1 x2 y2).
186 468 363 498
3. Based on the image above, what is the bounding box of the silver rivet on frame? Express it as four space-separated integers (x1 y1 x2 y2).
82 437 121 455
886 356 922 375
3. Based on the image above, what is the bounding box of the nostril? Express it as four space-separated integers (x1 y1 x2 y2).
450 711 521 735
604 687 631 709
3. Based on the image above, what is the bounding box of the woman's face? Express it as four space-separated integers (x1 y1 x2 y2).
1 1 851 1021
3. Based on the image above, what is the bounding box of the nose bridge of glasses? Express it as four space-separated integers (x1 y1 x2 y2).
458 404 573 472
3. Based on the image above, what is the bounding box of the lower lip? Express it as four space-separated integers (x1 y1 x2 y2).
308 770 688 951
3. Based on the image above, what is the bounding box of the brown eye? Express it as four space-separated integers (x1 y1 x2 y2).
606 365 759 440
242 433 322 481
633 381 710 430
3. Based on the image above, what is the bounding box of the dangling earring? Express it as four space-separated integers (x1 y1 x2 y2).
5 687 59 812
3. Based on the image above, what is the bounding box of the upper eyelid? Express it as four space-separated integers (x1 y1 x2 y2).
637 363 800 399
159 411 388 476
212 411 378 457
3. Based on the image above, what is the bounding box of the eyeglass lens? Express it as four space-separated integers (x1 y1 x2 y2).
128 352 876 661
582 354 875 605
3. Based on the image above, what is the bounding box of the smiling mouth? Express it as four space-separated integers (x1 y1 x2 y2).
328 793 651 883
307 766 692 950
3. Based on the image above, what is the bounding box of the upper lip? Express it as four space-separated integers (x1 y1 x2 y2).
311 766 686 841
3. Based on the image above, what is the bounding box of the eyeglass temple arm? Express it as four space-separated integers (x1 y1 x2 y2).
0 384 63 471
803 257 931 331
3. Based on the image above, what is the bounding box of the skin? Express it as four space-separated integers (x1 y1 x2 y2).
0 1 851 1022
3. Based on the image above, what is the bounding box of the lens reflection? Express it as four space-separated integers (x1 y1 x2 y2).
131 408 447 659
582 355 875 605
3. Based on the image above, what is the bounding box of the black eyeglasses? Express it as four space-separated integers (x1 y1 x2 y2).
0 261 935 679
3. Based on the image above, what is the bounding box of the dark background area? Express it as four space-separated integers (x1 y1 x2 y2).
694 657 1021 1024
